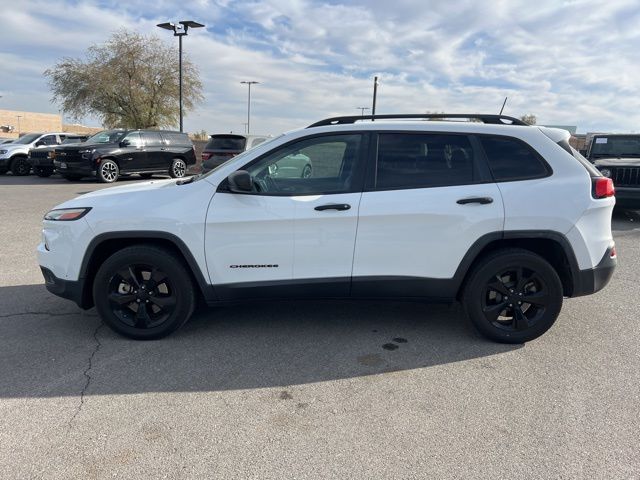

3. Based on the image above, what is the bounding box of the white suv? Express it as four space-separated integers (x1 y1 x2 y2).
38 114 616 343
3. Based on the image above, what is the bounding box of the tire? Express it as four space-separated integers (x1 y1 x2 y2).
97 159 119 183
10 156 30 176
0 169 7 175
34 166 53 177
63 174 83 181
139 173 153 179
301 164 312 178
93 245 196 340
462 248 563 344
169 158 186 178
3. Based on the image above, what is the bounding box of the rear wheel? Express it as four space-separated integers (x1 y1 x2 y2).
34 166 54 177
301 164 312 178
97 159 119 183
93 245 196 340
10 156 30 176
462 248 563 343
170 158 186 178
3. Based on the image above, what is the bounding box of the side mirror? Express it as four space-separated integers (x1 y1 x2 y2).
35 141 45 147
227 170 253 192
120 139 130 147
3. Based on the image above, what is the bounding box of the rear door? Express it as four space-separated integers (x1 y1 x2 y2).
352 132 504 297
141 131 166 169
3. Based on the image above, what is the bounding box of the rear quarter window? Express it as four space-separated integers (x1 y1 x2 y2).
163 133 192 146
479 135 550 181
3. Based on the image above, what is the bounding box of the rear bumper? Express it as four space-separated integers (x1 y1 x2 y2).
614 188 640 208
40 266 87 308
571 245 616 297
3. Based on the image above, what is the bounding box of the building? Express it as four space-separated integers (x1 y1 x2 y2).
0 109 101 139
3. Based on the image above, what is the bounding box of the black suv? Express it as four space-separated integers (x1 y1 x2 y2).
587 134 640 209
53 129 196 183
29 134 89 177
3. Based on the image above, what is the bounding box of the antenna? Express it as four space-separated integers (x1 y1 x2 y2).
499 97 508 115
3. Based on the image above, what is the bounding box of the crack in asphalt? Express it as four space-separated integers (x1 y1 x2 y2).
67 322 104 430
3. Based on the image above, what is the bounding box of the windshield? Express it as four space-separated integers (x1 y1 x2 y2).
205 135 247 151
13 133 41 145
590 136 640 157
86 130 126 144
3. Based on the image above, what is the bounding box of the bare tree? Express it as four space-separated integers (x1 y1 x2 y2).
520 114 537 125
45 30 203 129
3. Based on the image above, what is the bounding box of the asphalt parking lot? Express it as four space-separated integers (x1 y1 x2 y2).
1 174 639 479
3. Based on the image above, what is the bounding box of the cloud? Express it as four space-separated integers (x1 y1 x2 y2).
1 0 639 134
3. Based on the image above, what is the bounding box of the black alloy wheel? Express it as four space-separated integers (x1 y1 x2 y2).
93 245 196 339
463 248 563 343
11 156 30 176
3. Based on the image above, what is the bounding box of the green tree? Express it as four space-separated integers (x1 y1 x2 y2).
520 114 537 125
45 30 203 129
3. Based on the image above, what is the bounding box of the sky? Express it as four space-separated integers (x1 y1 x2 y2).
1 0 639 135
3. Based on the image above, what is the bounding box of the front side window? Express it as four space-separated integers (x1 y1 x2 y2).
243 134 362 195
479 136 549 181
40 135 58 146
376 133 475 189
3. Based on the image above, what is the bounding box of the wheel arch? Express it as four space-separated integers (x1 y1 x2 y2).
454 230 580 299
78 231 215 309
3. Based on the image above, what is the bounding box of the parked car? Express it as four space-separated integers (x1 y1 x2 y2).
0 132 68 175
53 129 196 183
29 134 89 177
0 137 14 144
586 134 640 209
39 113 616 343
201 134 270 173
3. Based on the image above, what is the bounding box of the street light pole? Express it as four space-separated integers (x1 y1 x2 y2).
240 81 259 134
157 20 205 132
17 115 22 135
356 107 370 117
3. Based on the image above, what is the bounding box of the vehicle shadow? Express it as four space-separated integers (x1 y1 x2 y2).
612 208 640 231
0 283 521 399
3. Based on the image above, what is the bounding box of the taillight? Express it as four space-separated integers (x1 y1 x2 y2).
592 177 615 199
202 152 212 161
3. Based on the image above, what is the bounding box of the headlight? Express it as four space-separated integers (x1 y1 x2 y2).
599 168 612 178
44 207 92 221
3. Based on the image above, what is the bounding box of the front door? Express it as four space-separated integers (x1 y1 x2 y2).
205 133 366 300
118 131 146 172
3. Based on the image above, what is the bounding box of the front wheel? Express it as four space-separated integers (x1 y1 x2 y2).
10 156 30 176
97 159 119 183
169 158 186 178
462 248 563 343
93 245 196 340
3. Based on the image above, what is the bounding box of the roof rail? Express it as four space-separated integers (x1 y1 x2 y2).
307 113 528 128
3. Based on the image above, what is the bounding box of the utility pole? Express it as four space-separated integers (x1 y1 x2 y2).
356 107 370 117
240 81 259 134
17 115 22 135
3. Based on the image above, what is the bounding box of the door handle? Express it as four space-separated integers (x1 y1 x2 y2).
314 203 351 211
456 197 493 205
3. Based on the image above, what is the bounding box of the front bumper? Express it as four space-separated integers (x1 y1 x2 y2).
30 157 54 167
572 245 616 297
40 266 86 308
54 160 95 176
0 157 10 168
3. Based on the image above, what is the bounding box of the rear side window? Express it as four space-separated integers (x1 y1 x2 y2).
479 136 549 181
376 133 476 189
163 133 191 146
142 132 164 147
206 135 247 151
